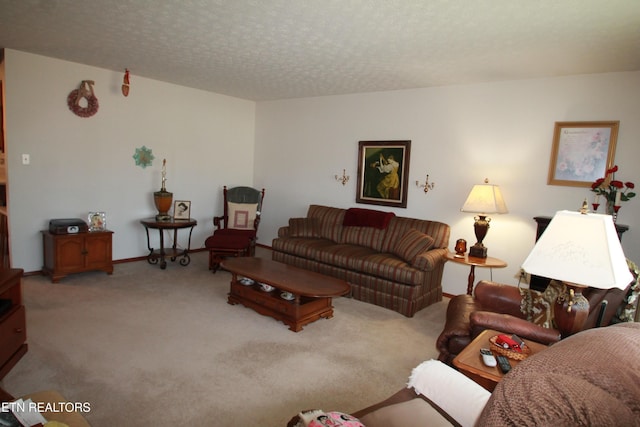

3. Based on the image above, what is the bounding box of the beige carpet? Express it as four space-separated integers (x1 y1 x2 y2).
2 248 447 426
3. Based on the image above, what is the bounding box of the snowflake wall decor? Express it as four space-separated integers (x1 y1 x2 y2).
133 146 155 168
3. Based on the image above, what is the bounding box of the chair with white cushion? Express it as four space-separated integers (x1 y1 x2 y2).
204 186 265 272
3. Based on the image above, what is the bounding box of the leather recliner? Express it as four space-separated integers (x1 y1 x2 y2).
436 279 631 365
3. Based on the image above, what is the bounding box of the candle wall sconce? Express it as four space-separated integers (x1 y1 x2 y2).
335 169 350 186
416 175 435 193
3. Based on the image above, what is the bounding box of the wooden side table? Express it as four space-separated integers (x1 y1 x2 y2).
445 252 507 295
140 218 197 269
452 329 548 391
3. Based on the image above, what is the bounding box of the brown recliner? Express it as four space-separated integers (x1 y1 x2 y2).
436 280 631 365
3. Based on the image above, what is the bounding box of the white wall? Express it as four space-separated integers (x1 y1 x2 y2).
255 72 640 295
4 49 639 295
4 50 256 272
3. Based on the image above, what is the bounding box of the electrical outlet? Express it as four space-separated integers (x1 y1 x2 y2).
21 154 30 165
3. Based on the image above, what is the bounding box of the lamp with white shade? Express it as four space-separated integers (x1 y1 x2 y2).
460 178 508 258
521 210 633 337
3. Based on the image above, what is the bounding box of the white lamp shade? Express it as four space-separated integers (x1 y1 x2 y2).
460 183 508 214
521 210 632 290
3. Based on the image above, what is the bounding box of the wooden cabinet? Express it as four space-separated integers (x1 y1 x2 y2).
42 230 114 283
0 268 27 380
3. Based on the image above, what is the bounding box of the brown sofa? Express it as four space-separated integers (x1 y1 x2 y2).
271 205 450 317
436 278 632 365
289 322 640 427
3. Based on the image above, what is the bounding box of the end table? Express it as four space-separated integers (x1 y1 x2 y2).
140 218 197 269
452 329 548 391
445 252 507 295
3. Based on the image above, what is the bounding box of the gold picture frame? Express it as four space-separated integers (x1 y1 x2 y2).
547 121 619 187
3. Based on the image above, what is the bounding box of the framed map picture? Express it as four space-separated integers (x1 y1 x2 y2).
547 121 619 187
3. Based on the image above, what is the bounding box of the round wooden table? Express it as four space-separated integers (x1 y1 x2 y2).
140 218 197 269
445 252 507 295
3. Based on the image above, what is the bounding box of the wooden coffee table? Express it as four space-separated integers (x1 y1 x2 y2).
221 258 350 332
453 329 549 391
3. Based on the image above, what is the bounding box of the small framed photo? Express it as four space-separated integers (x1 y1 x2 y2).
547 121 619 187
88 212 106 231
173 200 191 220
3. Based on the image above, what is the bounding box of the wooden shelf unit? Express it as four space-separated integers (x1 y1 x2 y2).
0 268 27 380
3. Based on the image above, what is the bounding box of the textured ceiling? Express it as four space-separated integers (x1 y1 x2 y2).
1 0 639 101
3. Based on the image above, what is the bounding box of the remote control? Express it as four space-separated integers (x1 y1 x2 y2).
480 348 497 367
496 355 511 374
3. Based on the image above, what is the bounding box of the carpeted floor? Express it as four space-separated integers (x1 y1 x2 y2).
2 248 447 426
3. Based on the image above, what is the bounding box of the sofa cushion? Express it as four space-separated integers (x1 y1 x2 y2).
289 217 321 238
343 207 395 229
271 238 338 261
307 205 345 242
392 229 435 266
478 322 640 426
349 253 425 286
314 244 380 271
227 202 257 230
341 226 386 251
518 280 564 328
380 217 449 253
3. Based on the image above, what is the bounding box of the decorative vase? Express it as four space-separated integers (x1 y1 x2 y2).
153 158 172 221
605 199 615 216
154 190 173 221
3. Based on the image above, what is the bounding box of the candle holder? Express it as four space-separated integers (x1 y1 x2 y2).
592 203 600 211
335 169 350 186
613 205 621 223
454 239 467 257
415 174 435 194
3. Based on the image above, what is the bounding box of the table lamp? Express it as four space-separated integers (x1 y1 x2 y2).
460 179 508 258
521 210 632 337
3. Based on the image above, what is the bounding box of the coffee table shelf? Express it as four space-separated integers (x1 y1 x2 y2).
221 258 350 332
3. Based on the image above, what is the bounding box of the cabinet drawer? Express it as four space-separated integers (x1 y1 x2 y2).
0 305 26 364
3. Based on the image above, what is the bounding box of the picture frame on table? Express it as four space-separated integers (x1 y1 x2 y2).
88 212 106 231
356 140 411 208
547 121 619 187
173 200 191 220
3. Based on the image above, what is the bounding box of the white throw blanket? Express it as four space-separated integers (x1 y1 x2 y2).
407 359 491 427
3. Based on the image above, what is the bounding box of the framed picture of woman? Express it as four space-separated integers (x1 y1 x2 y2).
173 200 191 220
356 140 411 208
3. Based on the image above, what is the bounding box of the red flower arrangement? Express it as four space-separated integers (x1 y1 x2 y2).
591 165 636 206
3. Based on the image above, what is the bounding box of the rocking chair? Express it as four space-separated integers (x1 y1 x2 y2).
204 186 265 272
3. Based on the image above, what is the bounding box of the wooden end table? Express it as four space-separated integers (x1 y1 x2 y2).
445 252 507 295
452 329 548 391
140 218 197 269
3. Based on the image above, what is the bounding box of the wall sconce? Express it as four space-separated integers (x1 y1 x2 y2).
416 175 435 193
335 169 350 186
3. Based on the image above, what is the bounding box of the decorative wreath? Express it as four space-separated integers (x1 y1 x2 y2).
67 80 99 118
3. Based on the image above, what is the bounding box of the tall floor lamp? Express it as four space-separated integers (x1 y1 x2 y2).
521 210 632 337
